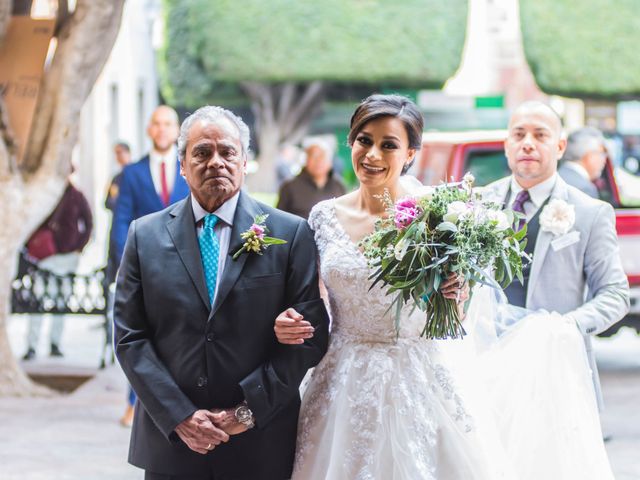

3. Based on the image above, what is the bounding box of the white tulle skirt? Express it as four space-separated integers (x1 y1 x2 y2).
293 287 614 480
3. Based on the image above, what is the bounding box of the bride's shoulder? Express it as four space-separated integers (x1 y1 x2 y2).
308 198 337 231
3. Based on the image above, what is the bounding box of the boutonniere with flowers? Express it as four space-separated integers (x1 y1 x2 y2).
232 214 287 260
539 198 576 236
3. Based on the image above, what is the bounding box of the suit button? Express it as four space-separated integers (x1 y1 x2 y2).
206 333 214 342
197 376 207 387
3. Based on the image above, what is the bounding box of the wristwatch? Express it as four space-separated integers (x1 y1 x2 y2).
234 401 255 429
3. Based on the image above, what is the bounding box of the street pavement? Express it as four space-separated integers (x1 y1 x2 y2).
1 314 139 480
595 327 640 480
1 314 639 479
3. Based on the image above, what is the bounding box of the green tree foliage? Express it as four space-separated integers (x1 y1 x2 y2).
520 0 640 97
161 0 468 107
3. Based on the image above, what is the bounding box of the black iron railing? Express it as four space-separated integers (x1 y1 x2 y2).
11 252 107 315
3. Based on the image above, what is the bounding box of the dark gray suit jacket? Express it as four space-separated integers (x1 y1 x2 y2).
558 162 598 198
114 191 329 479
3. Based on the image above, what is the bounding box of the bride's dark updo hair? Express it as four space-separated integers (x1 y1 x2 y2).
347 94 424 174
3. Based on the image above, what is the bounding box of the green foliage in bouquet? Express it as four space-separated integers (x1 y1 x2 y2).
360 174 529 339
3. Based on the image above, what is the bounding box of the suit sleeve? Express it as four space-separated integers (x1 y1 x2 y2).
569 203 630 334
114 220 198 440
113 168 135 264
239 219 329 427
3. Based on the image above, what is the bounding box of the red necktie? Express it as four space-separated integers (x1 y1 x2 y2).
160 160 170 207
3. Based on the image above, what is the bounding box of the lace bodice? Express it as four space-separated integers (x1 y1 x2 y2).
308 199 425 343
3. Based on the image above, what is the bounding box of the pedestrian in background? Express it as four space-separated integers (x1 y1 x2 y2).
22 174 93 360
111 105 189 427
105 142 132 212
112 105 190 262
559 126 608 198
276 139 346 219
104 141 131 290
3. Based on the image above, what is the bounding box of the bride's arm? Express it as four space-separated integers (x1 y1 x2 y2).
275 261 327 345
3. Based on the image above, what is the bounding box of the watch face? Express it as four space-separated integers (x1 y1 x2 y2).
236 406 253 423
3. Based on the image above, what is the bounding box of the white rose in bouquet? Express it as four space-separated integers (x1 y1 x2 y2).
418 185 435 201
486 210 510 231
444 201 470 223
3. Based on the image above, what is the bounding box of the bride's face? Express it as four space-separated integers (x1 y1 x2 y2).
351 116 415 190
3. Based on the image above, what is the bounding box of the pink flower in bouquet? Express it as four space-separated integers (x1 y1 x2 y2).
250 223 265 239
394 197 420 229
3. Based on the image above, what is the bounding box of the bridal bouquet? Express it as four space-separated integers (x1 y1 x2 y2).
360 173 529 339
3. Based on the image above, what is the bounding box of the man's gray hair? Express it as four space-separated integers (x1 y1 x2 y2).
562 127 605 163
177 106 251 160
302 137 333 160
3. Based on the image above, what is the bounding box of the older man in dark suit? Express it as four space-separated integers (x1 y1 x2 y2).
558 126 608 199
114 105 330 480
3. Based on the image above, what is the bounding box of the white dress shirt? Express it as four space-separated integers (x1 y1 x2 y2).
508 173 557 221
149 145 178 196
191 192 240 305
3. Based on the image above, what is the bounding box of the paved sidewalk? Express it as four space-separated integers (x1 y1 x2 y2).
0 366 140 480
1 314 141 479
1 315 639 479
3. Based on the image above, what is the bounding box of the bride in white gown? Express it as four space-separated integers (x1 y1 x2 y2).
275 94 614 480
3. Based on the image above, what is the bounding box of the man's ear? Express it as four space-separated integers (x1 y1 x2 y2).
557 137 567 159
179 158 185 177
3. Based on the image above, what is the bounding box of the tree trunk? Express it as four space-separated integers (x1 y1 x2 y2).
0 0 125 397
0 0 11 43
241 81 324 193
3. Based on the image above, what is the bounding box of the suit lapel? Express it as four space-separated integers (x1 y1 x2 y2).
211 191 263 318
166 198 210 310
527 229 552 306
483 177 511 206
141 156 164 210
169 157 188 203
526 176 570 305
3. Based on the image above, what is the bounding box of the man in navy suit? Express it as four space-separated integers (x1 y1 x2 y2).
112 105 190 426
113 105 190 263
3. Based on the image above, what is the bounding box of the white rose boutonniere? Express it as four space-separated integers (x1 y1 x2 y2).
539 199 575 236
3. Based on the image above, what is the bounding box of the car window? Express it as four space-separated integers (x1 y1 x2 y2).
463 148 511 186
463 145 621 206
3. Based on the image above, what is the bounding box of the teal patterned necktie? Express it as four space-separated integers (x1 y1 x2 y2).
199 214 220 304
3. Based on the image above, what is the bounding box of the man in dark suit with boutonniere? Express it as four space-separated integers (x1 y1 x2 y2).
114 105 330 480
